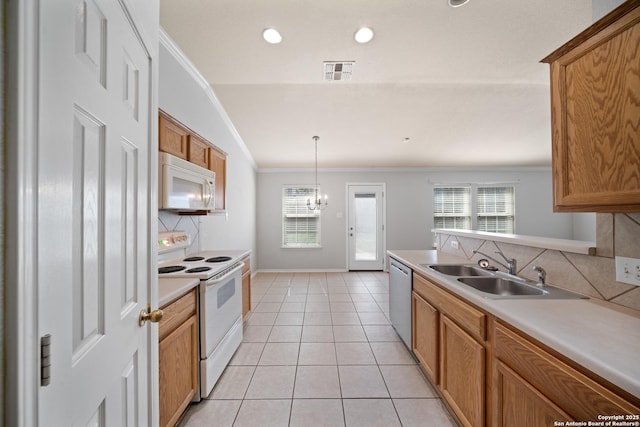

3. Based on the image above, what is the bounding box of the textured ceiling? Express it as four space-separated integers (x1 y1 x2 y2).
160 0 593 169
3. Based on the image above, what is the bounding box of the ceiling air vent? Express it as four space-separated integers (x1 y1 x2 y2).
324 61 354 81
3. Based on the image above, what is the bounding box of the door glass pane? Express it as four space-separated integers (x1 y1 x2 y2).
354 193 377 261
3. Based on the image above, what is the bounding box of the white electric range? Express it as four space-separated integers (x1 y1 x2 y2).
158 231 248 399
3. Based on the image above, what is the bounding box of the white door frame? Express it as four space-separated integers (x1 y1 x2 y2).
5 2 41 424
345 183 387 271
4 2 159 425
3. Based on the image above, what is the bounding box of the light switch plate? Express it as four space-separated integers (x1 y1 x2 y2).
615 256 640 286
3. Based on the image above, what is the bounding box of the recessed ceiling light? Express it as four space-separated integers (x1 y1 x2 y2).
354 27 374 44
262 28 282 44
448 0 471 7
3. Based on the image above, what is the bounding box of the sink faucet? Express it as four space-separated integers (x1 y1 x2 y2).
533 266 546 287
473 249 517 275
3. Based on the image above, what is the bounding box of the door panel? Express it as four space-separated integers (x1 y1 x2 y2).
347 184 385 270
38 0 153 425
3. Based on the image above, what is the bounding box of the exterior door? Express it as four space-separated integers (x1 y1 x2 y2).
347 184 386 270
37 1 156 425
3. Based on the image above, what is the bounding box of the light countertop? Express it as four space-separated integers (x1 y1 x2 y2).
388 249 640 399
158 277 200 307
432 228 596 255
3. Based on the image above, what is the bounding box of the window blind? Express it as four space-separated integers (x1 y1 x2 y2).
477 186 515 233
282 186 321 247
433 186 472 230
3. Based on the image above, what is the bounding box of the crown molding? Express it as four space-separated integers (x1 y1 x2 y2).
159 28 257 170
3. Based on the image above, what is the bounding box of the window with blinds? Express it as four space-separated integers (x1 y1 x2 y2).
477 186 515 233
433 185 515 233
282 186 321 248
433 186 472 230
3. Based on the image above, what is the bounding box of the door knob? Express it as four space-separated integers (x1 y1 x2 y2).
139 305 164 326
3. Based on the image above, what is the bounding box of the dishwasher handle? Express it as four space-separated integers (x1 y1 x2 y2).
390 261 410 276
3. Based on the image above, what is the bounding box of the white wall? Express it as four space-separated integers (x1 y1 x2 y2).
158 33 257 262
257 167 586 270
592 0 626 20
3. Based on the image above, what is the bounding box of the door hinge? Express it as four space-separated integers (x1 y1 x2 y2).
41 334 52 387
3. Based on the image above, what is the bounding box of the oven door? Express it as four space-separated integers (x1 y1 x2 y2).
199 263 244 358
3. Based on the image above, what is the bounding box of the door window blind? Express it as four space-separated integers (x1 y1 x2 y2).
282 186 321 248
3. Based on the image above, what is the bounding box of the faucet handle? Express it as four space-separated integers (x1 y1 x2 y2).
532 266 546 286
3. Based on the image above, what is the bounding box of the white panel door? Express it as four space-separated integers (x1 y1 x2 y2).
347 184 386 271
37 0 154 425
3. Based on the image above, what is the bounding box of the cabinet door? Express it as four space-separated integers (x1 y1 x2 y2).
209 148 226 211
242 257 251 319
543 5 640 212
412 291 438 384
159 113 188 159
494 322 640 420
440 314 485 427
493 359 570 427
159 314 199 427
188 134 210 169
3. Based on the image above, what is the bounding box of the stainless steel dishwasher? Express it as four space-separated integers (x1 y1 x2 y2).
389 258 412 349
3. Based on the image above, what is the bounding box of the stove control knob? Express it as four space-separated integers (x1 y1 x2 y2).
139 305 164 327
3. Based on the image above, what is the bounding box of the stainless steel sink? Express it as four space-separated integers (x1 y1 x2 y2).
421 263 586 299
455 276 586 299
424 264 495 277
457 277 546 297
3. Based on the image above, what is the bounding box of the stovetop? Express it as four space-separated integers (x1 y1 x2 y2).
158 250 246 280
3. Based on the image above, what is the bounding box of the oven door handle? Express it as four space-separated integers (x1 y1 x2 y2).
205 262 244 285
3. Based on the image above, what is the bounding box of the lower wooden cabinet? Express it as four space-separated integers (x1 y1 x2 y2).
412 273 486 427
241 256 251 319
493 359 570 427
159 289 199 427
440 314 485 427
411 272 640 427
493 322 640 423
412 291 438 384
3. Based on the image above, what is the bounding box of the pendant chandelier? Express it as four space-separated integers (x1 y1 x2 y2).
307 136 328 211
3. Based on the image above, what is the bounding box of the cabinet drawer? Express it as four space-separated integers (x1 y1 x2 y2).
159 289 197 341
241 256 250 275
413 273 486 342
494 322 640 419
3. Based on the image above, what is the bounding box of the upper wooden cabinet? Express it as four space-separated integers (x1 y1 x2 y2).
158 110 227 212
159 113 189 159
187 134 210 169
541 2 640 212
209 147 226 211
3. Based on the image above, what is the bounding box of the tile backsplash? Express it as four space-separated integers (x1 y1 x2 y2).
158 210 201 254
436 213 640 312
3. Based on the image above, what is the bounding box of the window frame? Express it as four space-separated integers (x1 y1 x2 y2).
281 185 322 249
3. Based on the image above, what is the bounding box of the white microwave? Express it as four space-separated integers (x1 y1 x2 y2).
159 152 215 211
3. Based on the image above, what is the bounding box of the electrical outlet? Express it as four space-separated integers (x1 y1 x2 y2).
450 240 459 249
615 256 640 286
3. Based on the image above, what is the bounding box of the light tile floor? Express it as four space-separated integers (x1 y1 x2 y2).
179 272 456 427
